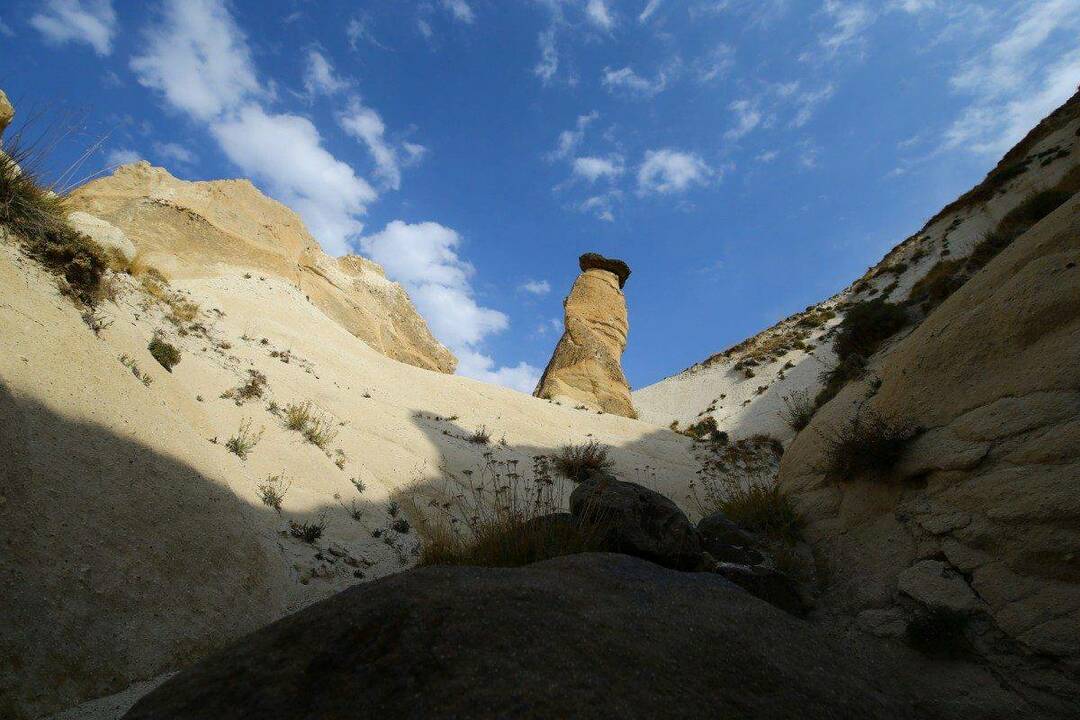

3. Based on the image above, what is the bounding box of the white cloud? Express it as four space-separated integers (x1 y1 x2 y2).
550 111 598 160
403 142 428 165
106 148 142 167
304 50 349 96
132 0 416 255
153 142 197 165
456 351 541 394
696 43 735 83
943 0 1080 155
586 0 615 30
211 105 376 254
339 98 403 190
601 66 667 97
417 17 434 39
360 221 531 391
441 0 475 24
637 149 712 194
0 18 13 38
639 0 663 23
131 0 262 121
573 155 624 183
724 99 762 140
790 84 835 127
756 149 779 162
519 279 552 295
30 0 116 56
820 0 874 54
534 27 559 85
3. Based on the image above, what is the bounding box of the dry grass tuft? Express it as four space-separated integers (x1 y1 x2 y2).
818 408 916 481
553 440 615 482
779 388 815 431
411 454 605 567
226 418 263 460
0 145 108 307
690 435 801 544
258 473 290 512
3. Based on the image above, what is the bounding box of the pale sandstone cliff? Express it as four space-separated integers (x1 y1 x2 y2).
69 162 456 374
777 194 1080 706
534 253 637 419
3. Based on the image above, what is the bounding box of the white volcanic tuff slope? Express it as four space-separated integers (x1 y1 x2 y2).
633 96 1080 443
68 161 457 374
0 238 699 720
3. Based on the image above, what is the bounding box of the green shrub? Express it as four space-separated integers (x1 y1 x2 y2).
720 482 803 545
0 146 108 307
289 515 327 544
682 416 727 443
833 299 908 361
907 259 963 311
147 334 181 371
818 409 915 481
283 401 312 431
553 440 615 482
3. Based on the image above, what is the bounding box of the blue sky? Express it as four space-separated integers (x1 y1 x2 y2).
3 1 1079 392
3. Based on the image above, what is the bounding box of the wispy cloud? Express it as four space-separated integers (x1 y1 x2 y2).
30 0 117 56
601 65 668 98
942 0 1080 155
303 50 350 96
534 27 560 85
586 0 615 30
724 99 762 140
639 0 663 23
153 141 197 165
819 0 874 55
549 111 599 160
441 0 475 24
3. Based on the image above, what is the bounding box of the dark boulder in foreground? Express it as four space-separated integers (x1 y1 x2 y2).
570 475 702 570
124 554 1029 720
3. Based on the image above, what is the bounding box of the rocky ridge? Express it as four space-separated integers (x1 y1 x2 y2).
69 162 457 374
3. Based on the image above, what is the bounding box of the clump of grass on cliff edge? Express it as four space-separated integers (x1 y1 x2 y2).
0 143 108 307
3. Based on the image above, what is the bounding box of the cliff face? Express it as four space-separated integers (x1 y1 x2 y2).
534 253 637 419
69 162 456 374
778 193 1080 706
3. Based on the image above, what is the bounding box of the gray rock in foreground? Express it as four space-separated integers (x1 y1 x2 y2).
124 553 1032 720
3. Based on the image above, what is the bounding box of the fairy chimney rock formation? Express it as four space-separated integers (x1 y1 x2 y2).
534 253 637 418
0 89 13 139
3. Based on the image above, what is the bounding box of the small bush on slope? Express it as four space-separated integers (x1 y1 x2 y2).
779 389 816 432
815 300 907 409
553 440 615 483
413 454 605 567
147 334 181 371
0 146 108 306
818 408 916 481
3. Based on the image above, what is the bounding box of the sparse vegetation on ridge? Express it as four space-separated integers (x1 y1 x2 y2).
289 515 327 544
0 144 109 306
281 400 339 449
